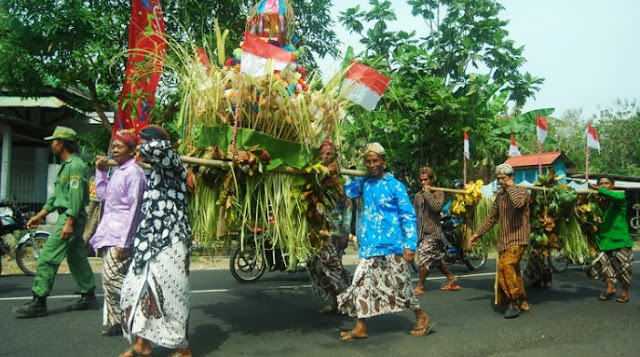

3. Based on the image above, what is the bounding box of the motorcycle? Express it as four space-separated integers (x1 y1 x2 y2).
412 213 487 273
229 227 306 283
0 199 50 276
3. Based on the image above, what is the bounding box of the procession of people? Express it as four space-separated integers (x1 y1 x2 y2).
10 126 635 355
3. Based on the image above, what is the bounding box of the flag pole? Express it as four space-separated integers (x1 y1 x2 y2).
585 145 590 180
537 140 542 174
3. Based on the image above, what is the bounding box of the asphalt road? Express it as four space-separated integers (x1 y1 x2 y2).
0 256 639 357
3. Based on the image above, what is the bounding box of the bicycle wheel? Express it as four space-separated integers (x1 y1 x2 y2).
548 248 570 273
464 250 488 271
229 244 266 283
15 232 49 276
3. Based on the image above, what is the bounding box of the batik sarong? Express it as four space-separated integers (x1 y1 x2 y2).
416 238 444 269
121 241 190 349
588 247 633 287
309 236 351 300
496 245 527 305
101 246 131 327
337 254 420 318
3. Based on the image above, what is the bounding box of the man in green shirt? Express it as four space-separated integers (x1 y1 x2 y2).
588 175 633 303
14 126 97 318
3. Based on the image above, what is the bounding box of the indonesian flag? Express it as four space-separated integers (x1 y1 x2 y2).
113 0 166 137
240 33 295 77
463 130 470 159
342 61 391 111
536 112 548 143
587 123 600 152
509 134 521 156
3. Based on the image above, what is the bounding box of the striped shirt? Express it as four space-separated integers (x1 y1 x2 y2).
475 186 530 253
413 190 444 241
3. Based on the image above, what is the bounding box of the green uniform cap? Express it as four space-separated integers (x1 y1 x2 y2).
44 126 77 141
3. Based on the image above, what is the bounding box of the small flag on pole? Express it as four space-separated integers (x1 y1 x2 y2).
536 112 548 143
586 123 600 153
463 130 470 159
509 134 521 156
342 61 391 111
240 33 295 77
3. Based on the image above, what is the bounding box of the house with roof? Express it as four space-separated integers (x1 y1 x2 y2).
503 151 575 184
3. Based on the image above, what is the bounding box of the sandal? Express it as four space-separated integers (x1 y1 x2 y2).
410 322 436 336
318 305 338 315
339 330 368 342
119 347 153 357
598 291 616 301
616 296 629 303
440 285 461 291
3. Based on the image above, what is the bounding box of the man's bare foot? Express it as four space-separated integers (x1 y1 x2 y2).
409 312 430 336
413 287 425 296
119 346 153 357
519 301 530 312
167 346 192 357
339 329 368 341
445 277 458 287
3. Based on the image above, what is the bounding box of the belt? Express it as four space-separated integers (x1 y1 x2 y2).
56 208 67 214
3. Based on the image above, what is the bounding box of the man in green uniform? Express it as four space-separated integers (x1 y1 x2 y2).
14 126 97 318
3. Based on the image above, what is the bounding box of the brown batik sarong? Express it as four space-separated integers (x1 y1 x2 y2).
496 245 527 305
337 254 420 318
416 238 444 269
309 236 351 300
587 247 633 287
101 246 131 327
524 249 553 288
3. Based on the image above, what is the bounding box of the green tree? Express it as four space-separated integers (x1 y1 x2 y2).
0 0 338 130
338 0 543 185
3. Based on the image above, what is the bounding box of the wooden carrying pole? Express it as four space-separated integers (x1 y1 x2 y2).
108 156 604 194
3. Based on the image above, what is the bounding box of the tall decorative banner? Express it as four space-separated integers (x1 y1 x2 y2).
342 61 391 111
509 134 521 157
585 122 600 180
112 0 167 137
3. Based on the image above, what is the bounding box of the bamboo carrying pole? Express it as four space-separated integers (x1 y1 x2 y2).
107 156 604 194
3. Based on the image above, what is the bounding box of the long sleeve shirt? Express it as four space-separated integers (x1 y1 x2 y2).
344 173 418 258
413 190 444 242
89 158 147 249
42 154 89 219
596 187 633 251
475 186 530 253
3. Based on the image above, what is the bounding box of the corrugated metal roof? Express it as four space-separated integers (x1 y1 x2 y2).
504 151 563 168
0 96 67 108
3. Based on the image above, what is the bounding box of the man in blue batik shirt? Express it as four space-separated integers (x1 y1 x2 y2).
336 142 433 342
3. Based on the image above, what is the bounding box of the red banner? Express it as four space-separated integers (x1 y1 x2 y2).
112 0 166 137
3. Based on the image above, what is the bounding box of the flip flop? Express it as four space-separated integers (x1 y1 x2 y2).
410 322 436 336
440 285 461 291
616 296 629 303
339 331 368 342
598 291 616 301
413 290 425 296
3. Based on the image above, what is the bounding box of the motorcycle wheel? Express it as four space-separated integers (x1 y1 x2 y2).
15 232 49 276
464 250 488 271
548 248 570 273
229 244 266 283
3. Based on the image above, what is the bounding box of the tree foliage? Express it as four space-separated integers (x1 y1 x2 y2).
338 0 544 186
0 0 338 130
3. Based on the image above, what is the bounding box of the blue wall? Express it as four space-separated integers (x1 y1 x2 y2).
513 160 568 184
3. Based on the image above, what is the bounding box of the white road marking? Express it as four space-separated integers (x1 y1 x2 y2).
2 260 638 302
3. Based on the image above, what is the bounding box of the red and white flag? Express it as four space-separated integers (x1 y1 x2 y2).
536 112 548 143
509 134 521 156
463 130 470 159
240 33 295 77
586 123 600 152
342 61 391 111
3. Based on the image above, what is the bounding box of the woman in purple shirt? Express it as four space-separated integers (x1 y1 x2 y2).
90 130 146 337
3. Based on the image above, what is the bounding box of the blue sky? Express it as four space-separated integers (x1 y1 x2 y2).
319 0 640 119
